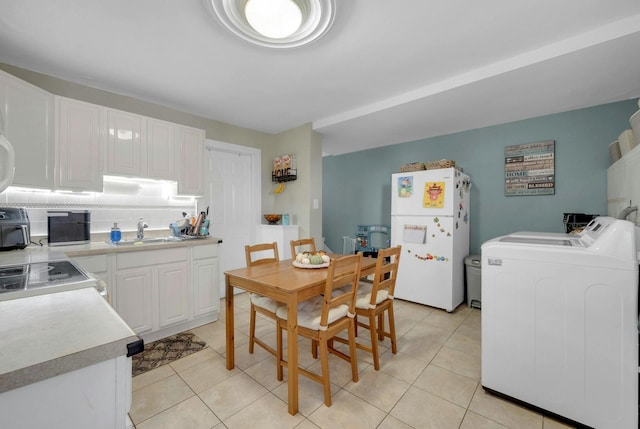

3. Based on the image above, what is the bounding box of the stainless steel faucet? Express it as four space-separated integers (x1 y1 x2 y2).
137 218 148 239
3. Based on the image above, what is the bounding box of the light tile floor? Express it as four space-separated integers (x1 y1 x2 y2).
130 293 574 429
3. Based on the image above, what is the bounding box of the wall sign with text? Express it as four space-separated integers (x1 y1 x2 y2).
504 140 555 196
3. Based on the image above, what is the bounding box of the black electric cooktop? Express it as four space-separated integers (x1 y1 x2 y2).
0 260 89 295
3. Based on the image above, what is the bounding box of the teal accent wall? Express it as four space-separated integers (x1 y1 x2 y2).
322 100 638 254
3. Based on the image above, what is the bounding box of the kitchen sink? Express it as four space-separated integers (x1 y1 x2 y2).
106 236 185 246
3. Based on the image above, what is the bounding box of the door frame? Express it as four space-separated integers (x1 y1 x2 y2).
203 139 261 296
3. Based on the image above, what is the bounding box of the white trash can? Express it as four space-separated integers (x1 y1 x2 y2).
464 254 481 309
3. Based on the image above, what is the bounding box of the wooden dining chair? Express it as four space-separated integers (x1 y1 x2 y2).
353 245 402 370
290 237 316 258
244 242 284 358
275 253 362 407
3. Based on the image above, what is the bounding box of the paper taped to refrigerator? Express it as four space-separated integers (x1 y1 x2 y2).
423 182 445 208
403 224 427 244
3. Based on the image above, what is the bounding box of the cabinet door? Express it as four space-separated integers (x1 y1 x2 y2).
72 254 113 302
0 70 54 188
115 267 154 334
106 109 144 177
56 97 103 191
177 126 205 195
158 262 189 327
607 161 626 217
146 118 177 180
622 144 640 223
192 257 219 317
72 254 110 283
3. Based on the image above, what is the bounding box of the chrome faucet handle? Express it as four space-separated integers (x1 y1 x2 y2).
137 218 149 239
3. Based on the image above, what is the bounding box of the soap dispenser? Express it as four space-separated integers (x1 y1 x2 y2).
110 222 121 243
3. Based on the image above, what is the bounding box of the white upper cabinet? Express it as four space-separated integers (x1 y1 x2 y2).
0 69 54 189
105 109 144 177
105 109 180 181
177 125 205 195
146 118 177 181
608 143 640 221
0 70 204 192
56 97 104 192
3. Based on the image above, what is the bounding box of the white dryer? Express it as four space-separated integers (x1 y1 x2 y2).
481 217 639 429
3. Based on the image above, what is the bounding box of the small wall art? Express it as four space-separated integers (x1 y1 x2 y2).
504 140 555 196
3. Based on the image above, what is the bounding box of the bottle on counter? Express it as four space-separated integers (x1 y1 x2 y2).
110 222 121 243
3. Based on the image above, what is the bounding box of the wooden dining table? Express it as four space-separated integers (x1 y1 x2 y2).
224 254 378 415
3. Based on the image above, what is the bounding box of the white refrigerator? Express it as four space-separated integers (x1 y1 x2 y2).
391 168 471 311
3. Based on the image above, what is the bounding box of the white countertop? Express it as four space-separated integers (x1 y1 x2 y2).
0 235 222 393
0 287 138 394
0 235 223 266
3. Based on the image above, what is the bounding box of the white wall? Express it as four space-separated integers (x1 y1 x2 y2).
269 123 323 245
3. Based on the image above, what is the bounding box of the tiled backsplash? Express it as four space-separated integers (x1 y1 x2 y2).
0 179 198 240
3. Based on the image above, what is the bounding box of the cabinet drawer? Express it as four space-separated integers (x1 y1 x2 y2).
192 244 219 259
73 255 108 273
117 248 188 269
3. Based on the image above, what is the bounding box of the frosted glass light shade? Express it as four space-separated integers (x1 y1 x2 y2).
245 0 302 39
208 0 335 48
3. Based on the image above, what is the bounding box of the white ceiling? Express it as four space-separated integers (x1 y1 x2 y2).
1 0 639 155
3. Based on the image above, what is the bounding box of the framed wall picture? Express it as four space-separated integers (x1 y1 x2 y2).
504 140 555 196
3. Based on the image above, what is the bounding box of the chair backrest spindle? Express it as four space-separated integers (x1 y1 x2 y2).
368 246 401 307
320 253 362 328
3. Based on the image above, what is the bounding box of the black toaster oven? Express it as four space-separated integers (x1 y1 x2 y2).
47 210 91 246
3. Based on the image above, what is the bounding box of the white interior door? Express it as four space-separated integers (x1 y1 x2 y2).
203 140 261 297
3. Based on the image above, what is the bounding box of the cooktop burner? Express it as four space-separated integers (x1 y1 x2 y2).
0 260 90 295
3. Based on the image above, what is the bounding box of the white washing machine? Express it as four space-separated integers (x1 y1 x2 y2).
481 217 639 429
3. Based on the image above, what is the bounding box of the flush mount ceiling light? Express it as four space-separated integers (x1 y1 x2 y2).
208 0 335 48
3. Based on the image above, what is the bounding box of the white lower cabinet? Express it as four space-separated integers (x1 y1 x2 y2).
0 342 133 429
116 266 154 334
78 243 220 343
115 248 188 338
191 244 220 317
73 254 111 282
72 253 114 302
157 262 189 327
